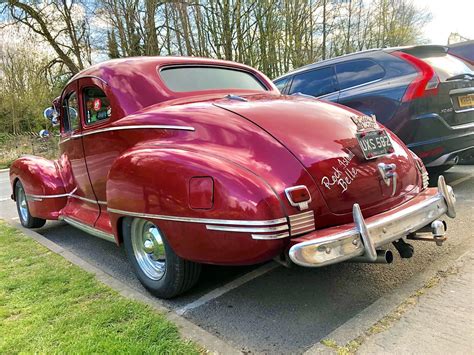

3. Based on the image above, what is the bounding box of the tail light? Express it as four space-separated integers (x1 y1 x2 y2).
285 185 311 210
392 51 440 102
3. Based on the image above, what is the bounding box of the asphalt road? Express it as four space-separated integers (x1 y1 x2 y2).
1 166 473 353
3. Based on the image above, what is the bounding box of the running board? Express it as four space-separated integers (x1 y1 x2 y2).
59 216 116 243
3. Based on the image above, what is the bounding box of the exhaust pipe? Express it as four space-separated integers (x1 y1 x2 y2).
349 249 394 264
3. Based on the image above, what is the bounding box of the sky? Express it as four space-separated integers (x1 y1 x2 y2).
413 0 474 44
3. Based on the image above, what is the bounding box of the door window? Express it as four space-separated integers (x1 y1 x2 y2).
288 67 338 97
274 77 290 93
83 87 112 125
336 59 385 90
63 92 79 133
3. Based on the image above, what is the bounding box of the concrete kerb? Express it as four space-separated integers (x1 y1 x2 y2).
8 220 241 355
304 241 474 354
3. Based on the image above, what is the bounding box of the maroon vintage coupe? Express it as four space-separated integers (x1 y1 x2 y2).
10 57 456 298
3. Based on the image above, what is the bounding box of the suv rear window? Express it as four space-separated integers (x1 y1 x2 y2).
160 66 266 92
288 67 338 97
415 53 473 81
336 59 385 90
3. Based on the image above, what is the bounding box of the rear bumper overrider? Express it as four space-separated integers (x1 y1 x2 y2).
289 175 456 267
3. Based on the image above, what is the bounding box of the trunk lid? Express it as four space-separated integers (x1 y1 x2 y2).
408 50 474 126
215 94 419 215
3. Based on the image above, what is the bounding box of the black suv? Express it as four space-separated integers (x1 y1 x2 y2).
275 45 474 171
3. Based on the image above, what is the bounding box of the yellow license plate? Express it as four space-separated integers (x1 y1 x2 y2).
458 94 474 108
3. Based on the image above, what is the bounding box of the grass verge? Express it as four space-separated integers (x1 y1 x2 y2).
0 221 199 354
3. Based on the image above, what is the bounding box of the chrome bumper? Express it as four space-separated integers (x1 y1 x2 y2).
289 176 456 267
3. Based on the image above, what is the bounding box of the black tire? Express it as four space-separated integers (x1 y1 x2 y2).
15 181 46 229
122 217 201 299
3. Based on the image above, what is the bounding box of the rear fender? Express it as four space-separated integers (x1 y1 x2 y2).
10 156 67 220
107 147 288 264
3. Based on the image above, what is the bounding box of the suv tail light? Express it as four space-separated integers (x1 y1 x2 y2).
392 51 440 102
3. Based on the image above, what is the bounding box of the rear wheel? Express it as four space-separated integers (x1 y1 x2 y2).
123 217 201 299
15 181 46 228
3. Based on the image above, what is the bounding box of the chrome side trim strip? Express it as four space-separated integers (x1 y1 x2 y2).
251 231 290 240
26 187 78 201
59 216 116 243
206 224 289 233
107 208 288 226
60 125 195 144
70 194 107 206
70 194 98 204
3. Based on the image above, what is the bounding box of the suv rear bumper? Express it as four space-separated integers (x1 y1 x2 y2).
404 113 474 167
289 176 456 267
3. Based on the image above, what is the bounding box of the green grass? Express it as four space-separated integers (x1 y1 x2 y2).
0 221 199 354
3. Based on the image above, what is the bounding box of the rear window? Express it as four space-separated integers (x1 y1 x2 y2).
160 66 266 92
416 53 473 81
288 67 338 97
336 59 385 90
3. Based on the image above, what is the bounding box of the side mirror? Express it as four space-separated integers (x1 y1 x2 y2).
43 107 59 126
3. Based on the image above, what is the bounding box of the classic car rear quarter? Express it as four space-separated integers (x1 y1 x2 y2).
105 146 294 265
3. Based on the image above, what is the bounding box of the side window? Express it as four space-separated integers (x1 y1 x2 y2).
63 92 79 133
274 77 289 93
83 87 112 125
288 67 338 97
336 59 385 90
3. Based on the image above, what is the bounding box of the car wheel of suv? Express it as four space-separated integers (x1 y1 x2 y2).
15 181 46 228
123 217 201 298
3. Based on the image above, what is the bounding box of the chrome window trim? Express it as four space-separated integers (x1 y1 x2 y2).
59 216 115 243
107 207 287 226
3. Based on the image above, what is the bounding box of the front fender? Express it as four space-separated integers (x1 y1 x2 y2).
107 147 288 264
10 156 67 220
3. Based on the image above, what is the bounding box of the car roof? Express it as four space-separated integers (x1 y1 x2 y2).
274 44 448 80
68 56 260 85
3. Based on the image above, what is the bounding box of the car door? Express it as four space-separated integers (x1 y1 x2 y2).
78 77 118 234
335 59 392 121
58 81 101 226
286 66 340 102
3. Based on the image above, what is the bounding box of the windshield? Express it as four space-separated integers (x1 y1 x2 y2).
160 66 267 92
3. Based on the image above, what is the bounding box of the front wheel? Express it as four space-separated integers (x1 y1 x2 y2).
122 217 201 299
15 181 46 229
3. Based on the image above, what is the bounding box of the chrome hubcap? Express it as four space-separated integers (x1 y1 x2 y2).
17 186 28 222
131 219 166 281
